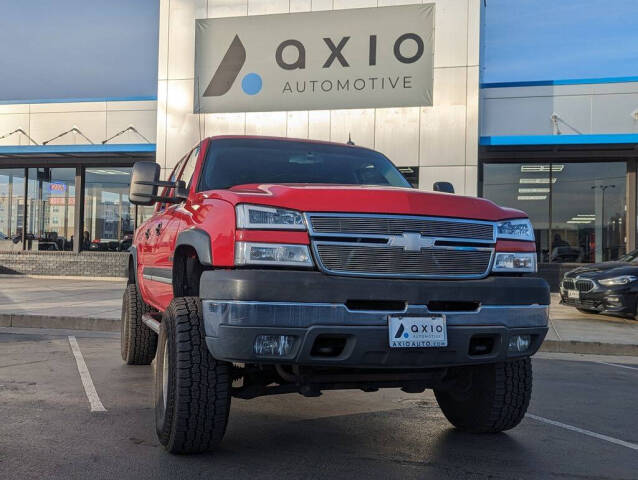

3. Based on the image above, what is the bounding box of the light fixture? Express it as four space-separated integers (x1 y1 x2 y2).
518 188 550 193
520 165 564 173
517 195 547 200
519 178 558 184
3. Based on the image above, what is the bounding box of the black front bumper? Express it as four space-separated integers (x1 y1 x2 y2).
560 287 637 315
200 270 550 368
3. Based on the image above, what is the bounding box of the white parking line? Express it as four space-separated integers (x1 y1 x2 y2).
526 414 638 451
68 336 106 412
595 361 638 371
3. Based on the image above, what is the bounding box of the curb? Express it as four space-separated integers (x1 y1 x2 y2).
0 274 127 282
2 314 636 356
540 339 638 356
0 314 119 332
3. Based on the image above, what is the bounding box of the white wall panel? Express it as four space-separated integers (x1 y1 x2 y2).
466 0 480 66
246 112 287 136
482 97 554 136
205 112 246 136
374 107 419 166
433 0 468 68
591 94 638 133
311 0 334 11
287 111 309 138
420 105 466 166
552 95 592 134
419 165 467 195
465 66 479 166
333 0 377 9
167 0 207 80
158 0 170 80
208 0 248 17
248 0 289 15
0 114 30 145
308 110 330 140
378 1 422 6
156 80 168 168
30 112 107 145
464 165 477 196
164 80 200 170
0 104 29 115
433 67 467 106
106 110 157 144
106 101 157 111
290 0 312 12
330 109 375 148
30 102 106 113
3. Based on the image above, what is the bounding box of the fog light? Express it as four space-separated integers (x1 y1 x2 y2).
254 335 296 357
508 334 531 353
606 296 621 303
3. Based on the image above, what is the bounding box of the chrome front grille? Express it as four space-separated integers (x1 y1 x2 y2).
309 215 495 241
306 213 495 279
562 278 595 292
316 244 492 277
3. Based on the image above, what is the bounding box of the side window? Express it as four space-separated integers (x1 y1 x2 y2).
179 146 200 189
157 155 187 211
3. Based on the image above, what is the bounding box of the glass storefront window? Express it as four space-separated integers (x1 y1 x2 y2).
483 162 627 263
0 169 26 251
84 167 135 252
26 168 76 251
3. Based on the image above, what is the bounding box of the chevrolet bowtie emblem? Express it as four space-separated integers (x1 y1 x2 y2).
387 232 435 251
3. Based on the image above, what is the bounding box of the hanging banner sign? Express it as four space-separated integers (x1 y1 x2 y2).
194 4 434 113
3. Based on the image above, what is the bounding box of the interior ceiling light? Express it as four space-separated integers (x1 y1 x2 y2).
520 165 565 173
567 220 593 224
517 195 547 201
518 188 550 193
519 178 558 184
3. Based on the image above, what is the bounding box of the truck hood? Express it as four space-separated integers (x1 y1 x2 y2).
197 184 526 222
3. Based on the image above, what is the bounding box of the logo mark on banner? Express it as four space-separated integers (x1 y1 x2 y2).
203 35 262 97
195 4 434 112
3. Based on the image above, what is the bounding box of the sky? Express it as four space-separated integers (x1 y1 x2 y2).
0 0 158 101
482 0 638 84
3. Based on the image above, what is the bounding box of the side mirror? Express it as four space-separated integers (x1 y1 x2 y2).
433 181 454 194
174 180 189 200
130 162 160 205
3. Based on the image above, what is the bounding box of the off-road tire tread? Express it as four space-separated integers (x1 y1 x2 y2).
435 358 532 433
121 284 157 365
160 297 231 454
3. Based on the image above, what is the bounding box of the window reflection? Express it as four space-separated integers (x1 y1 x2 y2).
84 168 134 252
26 168 76 251
483 162 626 263
0 169 25 251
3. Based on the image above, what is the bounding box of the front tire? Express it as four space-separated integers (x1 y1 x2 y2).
121 284 157 365
155 297 231 454
434 358 532 433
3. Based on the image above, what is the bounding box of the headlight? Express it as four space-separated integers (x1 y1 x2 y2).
598 275 637 286
492 252 537 273
236 204 306 230
497 219 534 241
235 242 313 267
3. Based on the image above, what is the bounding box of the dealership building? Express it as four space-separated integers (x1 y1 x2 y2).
0 0 637 288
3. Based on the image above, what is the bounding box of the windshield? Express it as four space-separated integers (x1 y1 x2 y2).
198 138 411 190
617 249 638 263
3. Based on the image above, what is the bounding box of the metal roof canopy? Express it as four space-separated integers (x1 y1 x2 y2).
0 143 155 167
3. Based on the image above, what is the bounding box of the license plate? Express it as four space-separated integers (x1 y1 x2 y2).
568 289 580 299
388 315 447 348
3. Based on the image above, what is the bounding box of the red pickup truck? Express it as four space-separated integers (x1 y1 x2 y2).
123 135 549 454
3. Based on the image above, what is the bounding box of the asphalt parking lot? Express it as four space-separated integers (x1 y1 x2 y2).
1 328 637 480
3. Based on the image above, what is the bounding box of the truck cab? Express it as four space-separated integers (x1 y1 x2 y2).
121 135 549 454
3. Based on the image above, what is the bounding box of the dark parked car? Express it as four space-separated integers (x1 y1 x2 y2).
560 249 638 318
